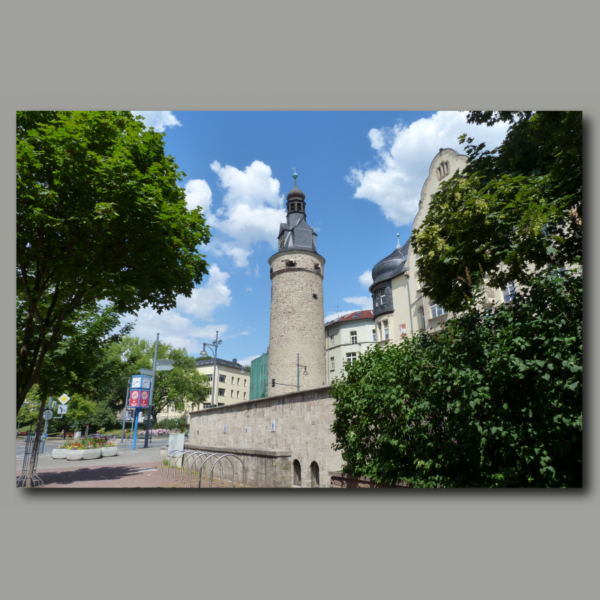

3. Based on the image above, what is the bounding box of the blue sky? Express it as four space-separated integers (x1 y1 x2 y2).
127 111 509 365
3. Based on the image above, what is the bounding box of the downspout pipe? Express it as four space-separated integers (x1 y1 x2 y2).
404 272 414 336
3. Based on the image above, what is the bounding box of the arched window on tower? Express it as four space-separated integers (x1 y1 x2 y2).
293 460 301 486
311 461 320 487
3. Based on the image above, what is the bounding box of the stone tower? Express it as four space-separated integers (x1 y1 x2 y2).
267 172 326 396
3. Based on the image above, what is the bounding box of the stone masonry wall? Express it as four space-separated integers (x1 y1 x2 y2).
188 386 343 488
267 250 326 396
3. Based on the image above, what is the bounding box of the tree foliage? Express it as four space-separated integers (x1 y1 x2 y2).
411 111 582 312
101 337 212 423
330 265 582 488
17 111 211 410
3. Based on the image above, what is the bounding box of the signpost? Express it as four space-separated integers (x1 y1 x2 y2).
143 337 174 448
128 374 152 450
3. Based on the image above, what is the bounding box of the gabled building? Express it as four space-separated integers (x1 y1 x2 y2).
325 309 375 383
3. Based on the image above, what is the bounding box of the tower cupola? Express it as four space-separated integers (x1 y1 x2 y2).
286 169 306 215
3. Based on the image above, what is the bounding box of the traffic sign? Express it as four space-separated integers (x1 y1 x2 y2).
51 400 57 409
57 405 68 415
58 394 70 405
43 410 53 421
156 359 174 372
129 390 140 407
140 390 150 408
139 368 153 376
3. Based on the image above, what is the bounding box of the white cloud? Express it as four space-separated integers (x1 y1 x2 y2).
128 308 229 355
131 111 182 133
239 355 261 367
184 179 216 225
246 288 252 292
347 111 510 226
344 296 373 310
184 161 286 268
359 270 373 289
123 264 232 355
176 264 232 321
254 265 260 277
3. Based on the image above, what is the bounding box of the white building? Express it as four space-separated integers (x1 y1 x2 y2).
154 357 251 423
324 309 376 383
370 148 517 344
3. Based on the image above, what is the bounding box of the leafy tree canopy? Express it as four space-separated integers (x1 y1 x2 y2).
17 111 211 409
330 265 582 488
411 111 582 312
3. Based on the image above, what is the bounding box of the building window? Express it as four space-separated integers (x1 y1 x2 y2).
293 460 301 486
218 388 225 397
372 329 376 341
350 331 357 344
230 390 234 397
243 392 246 400
207 374 213 382
503 282 516 303
346 352 357 364
330 357 335 371
231 376 234 384
330 334 335 348
244 379 247 387
377 322 382 340
237 391 239 399
237 377 240 385
219 374 226 383
431 304 447 318
375 288 386 307
419 307 426 329
311 462 320 488
383 320 389 340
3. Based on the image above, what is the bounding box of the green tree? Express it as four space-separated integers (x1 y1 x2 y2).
101 337 211 425
17 111 211 411
411 111 582 312
330 265 582 488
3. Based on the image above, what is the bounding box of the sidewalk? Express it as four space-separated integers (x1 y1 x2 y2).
16 458 249 489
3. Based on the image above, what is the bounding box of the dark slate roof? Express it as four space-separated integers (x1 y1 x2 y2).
369 238 410 290
195 357 250 371
287 181 306 201
325 309 374 328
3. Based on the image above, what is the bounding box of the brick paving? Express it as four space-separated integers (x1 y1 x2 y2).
16 461 250 489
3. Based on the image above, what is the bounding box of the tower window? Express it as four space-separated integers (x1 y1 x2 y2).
312 293 318 299
383 320 389 340
293 460 301 486
314 264 320 270
372 329 376 341
350 331 357 344
330 357 335 371
375 288 386 306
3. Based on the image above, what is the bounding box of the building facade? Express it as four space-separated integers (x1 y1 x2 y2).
324 310 375 384
267 174 327 395
249 351 269 400
370 148 518 343
154 357 250 423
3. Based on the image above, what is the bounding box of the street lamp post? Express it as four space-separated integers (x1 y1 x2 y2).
200 331 222 407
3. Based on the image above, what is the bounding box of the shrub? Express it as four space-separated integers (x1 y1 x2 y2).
330 265 582 488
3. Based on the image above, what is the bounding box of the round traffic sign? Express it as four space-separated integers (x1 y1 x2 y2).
43 409 53 421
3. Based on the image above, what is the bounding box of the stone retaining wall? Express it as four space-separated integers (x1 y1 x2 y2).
188 386 343 488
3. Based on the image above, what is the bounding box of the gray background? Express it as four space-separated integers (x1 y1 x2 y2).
2 1 597 599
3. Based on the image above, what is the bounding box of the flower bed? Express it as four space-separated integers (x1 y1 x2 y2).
53 437 118 460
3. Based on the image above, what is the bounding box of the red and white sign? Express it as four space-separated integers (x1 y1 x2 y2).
129 390 140 407
140 390 150 408
399 323 407 336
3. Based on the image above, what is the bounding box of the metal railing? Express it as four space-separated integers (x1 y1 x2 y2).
16 433 44 488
